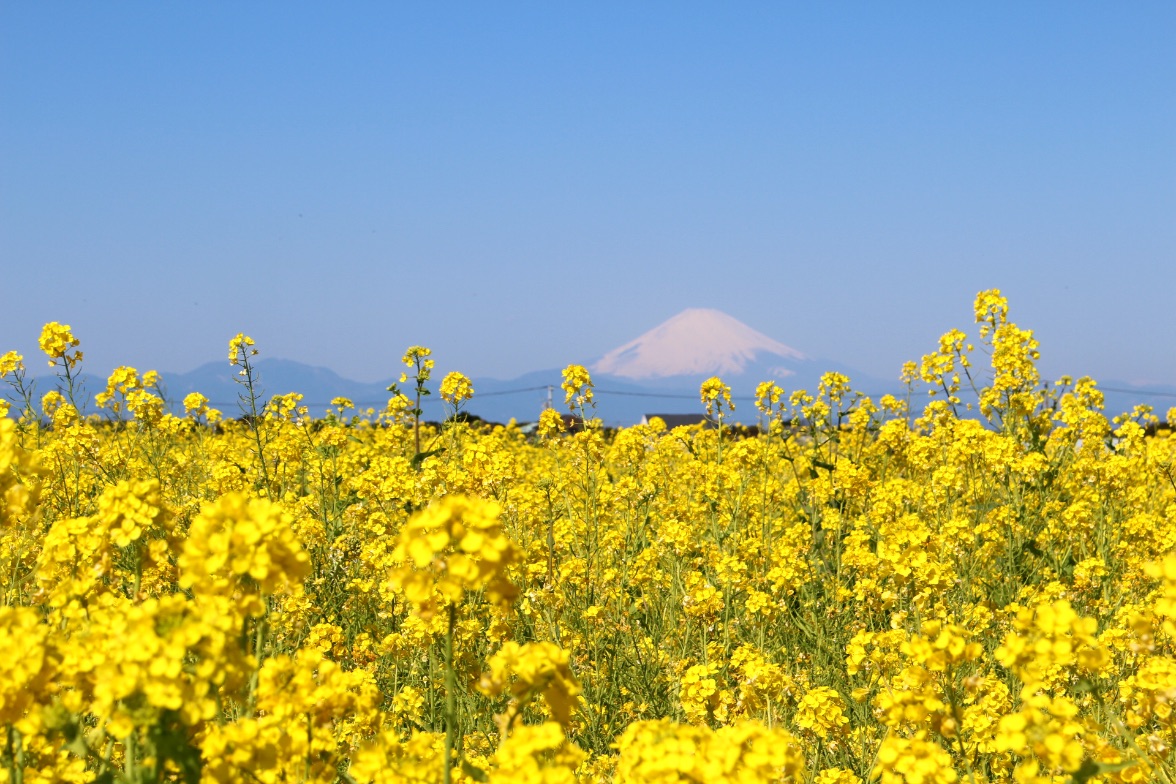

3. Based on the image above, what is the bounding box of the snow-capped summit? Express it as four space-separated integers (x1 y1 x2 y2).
592 308 806 380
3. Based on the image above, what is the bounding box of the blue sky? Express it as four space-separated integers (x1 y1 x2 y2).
2 3 1173 386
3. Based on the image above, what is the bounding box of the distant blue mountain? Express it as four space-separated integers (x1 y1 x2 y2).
158 359 394 413
1098 381 1176 422
13 308 1174 426
17 361 1175 428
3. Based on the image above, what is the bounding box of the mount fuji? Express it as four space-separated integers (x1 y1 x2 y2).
569 308 893 419
592 308 808 382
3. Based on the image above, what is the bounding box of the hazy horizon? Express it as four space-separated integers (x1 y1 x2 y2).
14 306 1176 399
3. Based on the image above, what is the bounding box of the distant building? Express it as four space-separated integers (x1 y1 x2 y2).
517 414 587 436
641 413 716 429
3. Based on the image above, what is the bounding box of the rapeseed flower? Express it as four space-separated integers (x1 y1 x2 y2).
387 495 518 618
178 492 311 615
700 376 733 421
561 364 594 413
3 291 1176 781
228 332 257 365
440 372 474 407
479 640 582 730
38 322 82 369
0 350 23 377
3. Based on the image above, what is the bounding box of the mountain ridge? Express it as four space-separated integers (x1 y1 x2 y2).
19 359 1176 428
14 308 1175 425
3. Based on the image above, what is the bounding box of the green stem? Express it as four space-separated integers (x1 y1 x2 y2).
5 725 24 784
443 603 457 784
238 352 271 492
716 413 724 464
414 384 422 457
125 726 137 782
247 615 267 716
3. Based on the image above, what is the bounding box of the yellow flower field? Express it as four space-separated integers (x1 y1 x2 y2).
1 291 1175 783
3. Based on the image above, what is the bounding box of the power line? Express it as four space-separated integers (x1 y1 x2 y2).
1100 386 1176 399
593 388 700 400
476 385 550 398
154 382 1176 412
196 385 554 409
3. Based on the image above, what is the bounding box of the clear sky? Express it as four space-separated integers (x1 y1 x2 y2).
2 3 1173 386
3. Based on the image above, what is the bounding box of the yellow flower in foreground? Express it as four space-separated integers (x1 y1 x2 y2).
178 492 311 615
400 346 434 383
183 391 221 423
387 495 518 618
479 641 582 729
679 663 729 725
795 686 849 741
0 606 54 724
489 722 585 784
538 408 565 438
41 390 65 416
561 364 593 410
874 734 958 783
700 376 733 420
183 392 208 413
228 333 256 365
614 718 805 784
440 371 474 406
755 380 784 417
349 730 446 784
39 321 82 368
0 350 23 377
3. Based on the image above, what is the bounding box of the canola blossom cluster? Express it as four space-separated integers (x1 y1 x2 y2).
1 292 1176 783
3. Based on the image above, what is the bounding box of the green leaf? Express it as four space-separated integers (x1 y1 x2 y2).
461 760 490 783
411 447 446 468
1070 758 1134 784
